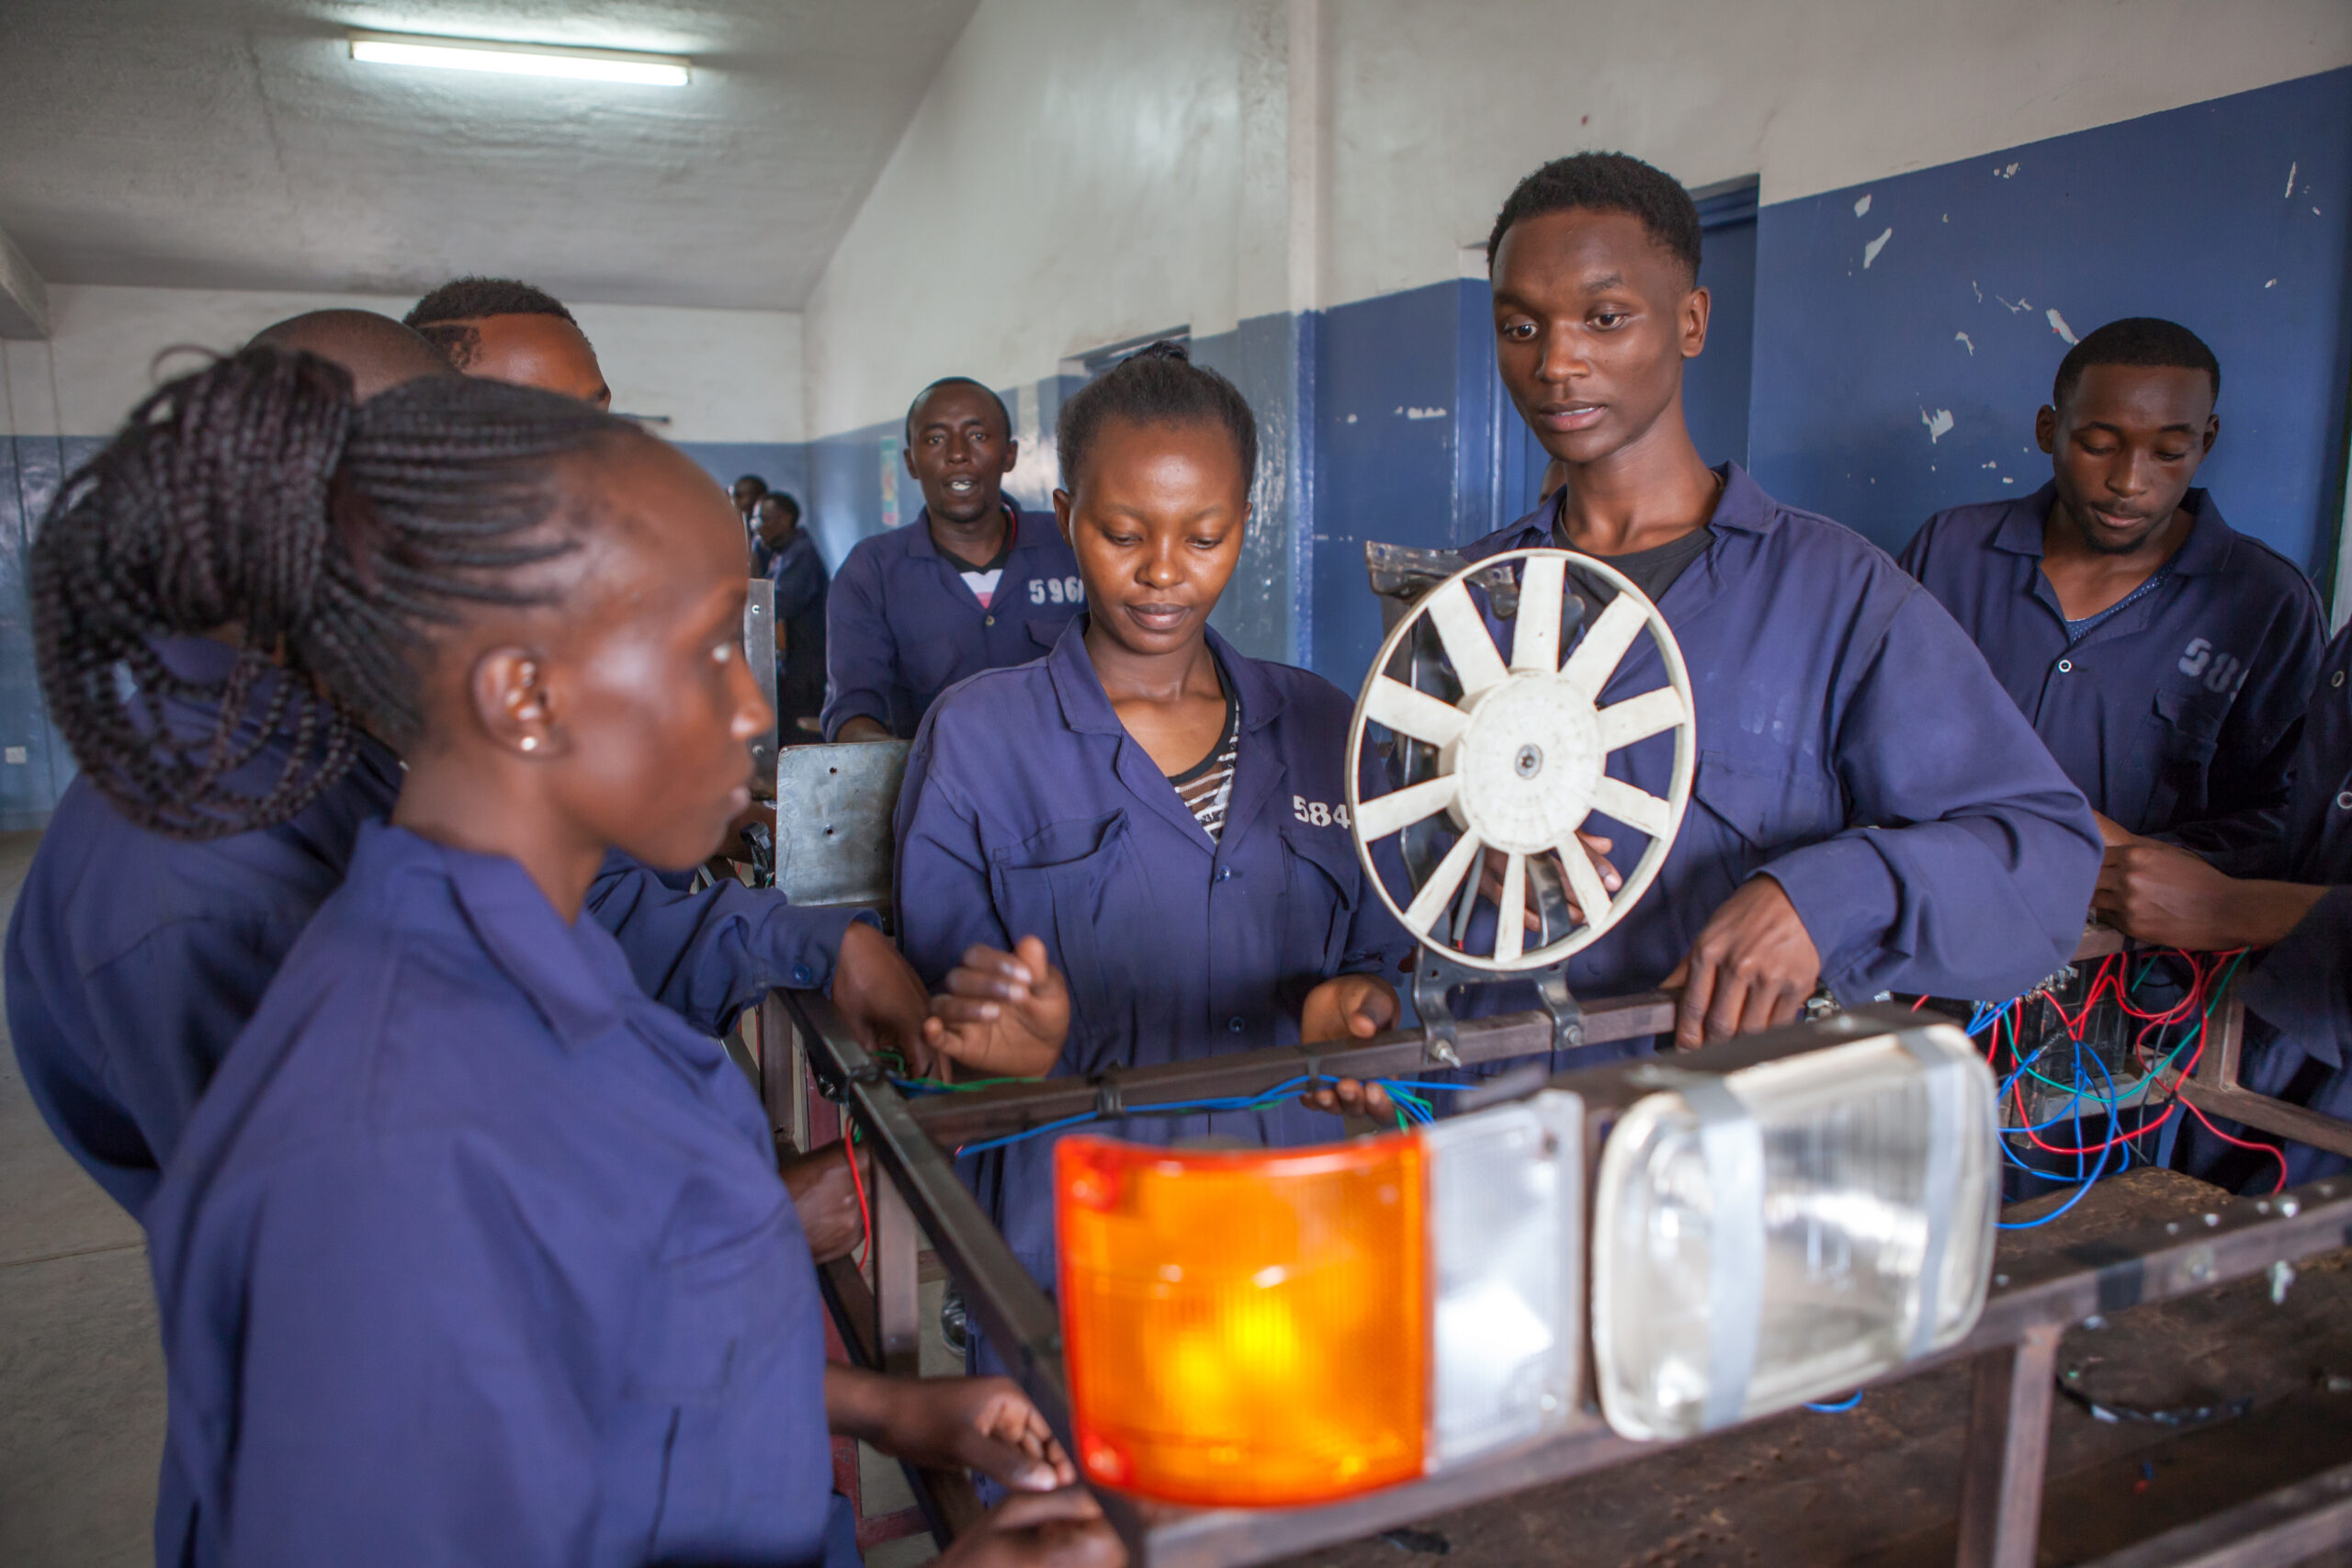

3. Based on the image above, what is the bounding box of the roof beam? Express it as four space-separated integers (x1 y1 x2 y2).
0 224 51 339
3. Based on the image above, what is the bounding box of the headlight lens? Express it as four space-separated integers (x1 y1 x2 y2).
1590 1026 1997 1439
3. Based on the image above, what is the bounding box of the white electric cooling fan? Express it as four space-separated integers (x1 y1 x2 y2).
1345 548 1698 974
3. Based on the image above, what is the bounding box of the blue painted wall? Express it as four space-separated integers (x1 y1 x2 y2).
0 434 100 828
1749 65 2352 571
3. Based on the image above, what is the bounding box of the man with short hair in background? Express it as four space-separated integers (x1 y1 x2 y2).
823 378 1085 743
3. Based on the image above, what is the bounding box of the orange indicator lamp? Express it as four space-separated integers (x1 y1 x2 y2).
1055 1133 1430 1507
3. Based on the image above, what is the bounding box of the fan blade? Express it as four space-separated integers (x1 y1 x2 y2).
1355 774 1461 841
1510 555 1567 673
1594 686 1687 753
1427 580 1510 697
1403 830 1484 937
1589 776 1672 839
1493 851 1528 963
1556 838 1615 929
1364 675 1470 750
1560 592 1646 701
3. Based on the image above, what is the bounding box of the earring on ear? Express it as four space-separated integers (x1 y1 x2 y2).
520 736 540 753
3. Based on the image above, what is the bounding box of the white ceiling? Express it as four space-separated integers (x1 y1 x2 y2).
0 0 979 310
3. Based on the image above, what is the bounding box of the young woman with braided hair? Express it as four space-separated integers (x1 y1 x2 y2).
7 321 938 1256
25 348 1118 1568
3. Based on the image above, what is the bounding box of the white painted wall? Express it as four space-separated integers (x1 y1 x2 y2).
802 0 2352 435
0 285 804 444
803 0 1290 436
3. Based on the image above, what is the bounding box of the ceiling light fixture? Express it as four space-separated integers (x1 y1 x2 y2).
349 31 691 87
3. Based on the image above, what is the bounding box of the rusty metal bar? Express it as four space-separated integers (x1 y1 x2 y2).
2070 1457 2352 1568
2158 983 2352 1160
873 1175 922 1380
817 1253 986 1543
910 993 1676 1145
1953 1323 2062 1568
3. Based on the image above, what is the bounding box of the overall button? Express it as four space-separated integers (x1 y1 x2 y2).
1227 1017 1246 1033
985 614 996 626
2336 791 2352 812
2334 670 2346 689
791 964 814 987
2056 659 2074 674
1215 866 1235 883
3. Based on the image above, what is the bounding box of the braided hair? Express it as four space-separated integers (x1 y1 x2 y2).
1055 341 1257 497
30 346 628 840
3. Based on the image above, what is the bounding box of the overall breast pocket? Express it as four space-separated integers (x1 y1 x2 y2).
1278 822 1364 995
2138 686 2226 829
1686 750 1841 879
624 1204 805 1406
989 811 1134 1045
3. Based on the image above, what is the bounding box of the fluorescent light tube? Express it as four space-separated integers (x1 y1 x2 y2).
350 32 690 87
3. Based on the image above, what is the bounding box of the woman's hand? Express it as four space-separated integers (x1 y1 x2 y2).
778 1143 867 1264
828 1367 1074 1492
922 936 1071 1078
1297 976 1401 1119
937 1488 1125 1568
1299 974 1399 1044
832 919 938 1074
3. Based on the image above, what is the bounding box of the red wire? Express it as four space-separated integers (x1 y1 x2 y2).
842 1134 873 1269
2178 1095 2290 1194
1910 994 1930 1013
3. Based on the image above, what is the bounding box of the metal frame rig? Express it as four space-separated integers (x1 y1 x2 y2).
756 986 2352 1568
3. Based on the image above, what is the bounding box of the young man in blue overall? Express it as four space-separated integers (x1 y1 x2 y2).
2096 623 2352 1189
824 378 1087 741
1321 152 2101 1113
1901 319 2324 868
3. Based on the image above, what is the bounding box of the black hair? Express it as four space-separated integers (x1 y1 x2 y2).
903 377 1012 446
1487 152 1702 284
403 277 580 370
2052 317 2221 409
30 346 631 840
1055 341 1257 496
757 491 801 515
733 473 769 491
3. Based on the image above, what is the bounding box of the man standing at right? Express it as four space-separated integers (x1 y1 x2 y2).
823 378 1086 742
1902 320 2324 868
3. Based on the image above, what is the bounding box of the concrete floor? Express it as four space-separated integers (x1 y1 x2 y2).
0 830 165 1566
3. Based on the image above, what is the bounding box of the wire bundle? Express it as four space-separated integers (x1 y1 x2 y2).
1954 948 2287 1230
884 1072 1475 1156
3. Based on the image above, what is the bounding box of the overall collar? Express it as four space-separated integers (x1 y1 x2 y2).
1044 617 1287 851
1996 483 2230 577
903 501 1039 561
357 822 634 1052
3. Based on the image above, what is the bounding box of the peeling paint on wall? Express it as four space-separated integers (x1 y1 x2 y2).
1922 408 1955 443
1862 228 1894 267
1853 193 1871 218
1956 332 1975 355
2046 308 2078 344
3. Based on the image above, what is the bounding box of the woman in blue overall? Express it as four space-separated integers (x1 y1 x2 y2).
32 349 1117 1568
895 343 1415 1316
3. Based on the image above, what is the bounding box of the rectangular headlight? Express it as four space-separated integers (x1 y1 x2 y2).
1055 1091 1587 1507
1590 1025 1998 1440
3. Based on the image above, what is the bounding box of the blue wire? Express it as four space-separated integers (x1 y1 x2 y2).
1805 1392 1864 1413
951 1072 1466 1155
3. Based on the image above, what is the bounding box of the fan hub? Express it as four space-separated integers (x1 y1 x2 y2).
1447 673 1601 854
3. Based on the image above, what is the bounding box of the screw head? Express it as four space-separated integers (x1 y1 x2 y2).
1515 743 1544 778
